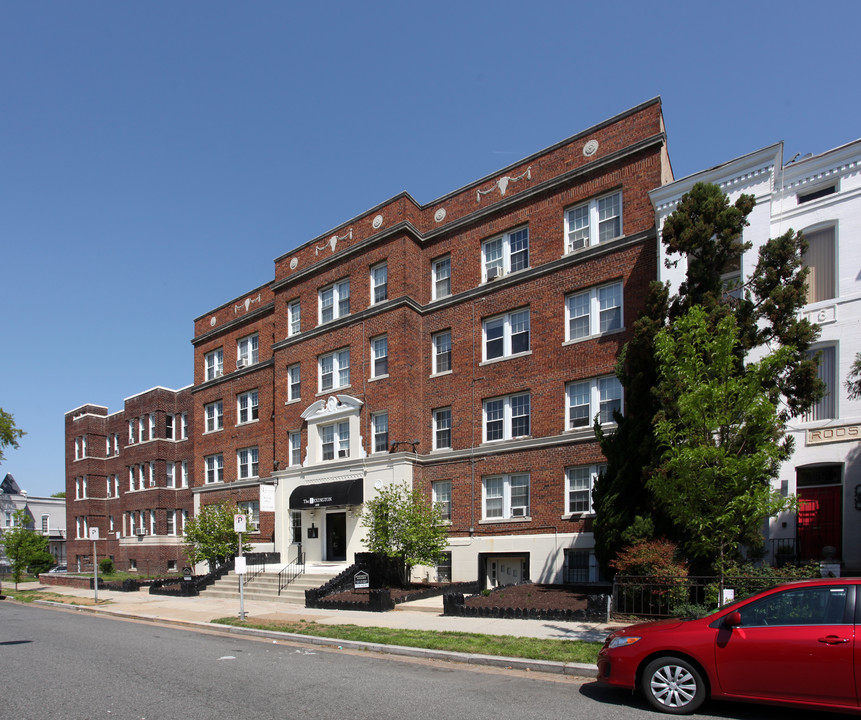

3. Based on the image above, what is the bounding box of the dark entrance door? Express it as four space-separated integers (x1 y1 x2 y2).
798 485 842 561
326 512 347 561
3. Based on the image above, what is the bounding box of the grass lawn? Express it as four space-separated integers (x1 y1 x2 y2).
212 617 602 664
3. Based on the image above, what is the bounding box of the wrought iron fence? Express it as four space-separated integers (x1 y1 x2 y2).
278 546 305 595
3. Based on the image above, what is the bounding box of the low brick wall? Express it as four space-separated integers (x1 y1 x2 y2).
38 574 93 589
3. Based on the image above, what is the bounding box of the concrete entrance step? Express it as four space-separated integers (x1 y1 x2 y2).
200 566 343 604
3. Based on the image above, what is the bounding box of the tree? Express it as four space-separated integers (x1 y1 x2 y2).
183 501 250 572
593 182 822 575
0 408 25 463
0 509 50 588
51 491 66 499
649 306 795 592
361 482 449 587
846 352 861 400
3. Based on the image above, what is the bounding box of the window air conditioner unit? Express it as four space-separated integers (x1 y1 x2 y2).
338 450 349 458
135 528 146 536
237 358 248 369
249 522 260 532
512 507 526 517
486 267 501 281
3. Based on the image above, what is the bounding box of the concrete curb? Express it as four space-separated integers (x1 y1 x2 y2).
24 597 598 679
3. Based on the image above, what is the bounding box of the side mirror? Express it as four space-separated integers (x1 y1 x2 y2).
724 611 742 628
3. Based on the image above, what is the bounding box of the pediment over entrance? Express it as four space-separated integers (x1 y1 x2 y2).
301 394 363 421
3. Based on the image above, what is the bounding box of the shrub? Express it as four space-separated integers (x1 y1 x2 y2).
99 557 115 575
611 538 688 578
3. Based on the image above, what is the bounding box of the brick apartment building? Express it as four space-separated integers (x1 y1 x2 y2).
66 98 672 585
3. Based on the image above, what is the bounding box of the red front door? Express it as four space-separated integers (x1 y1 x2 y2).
797 485 842 561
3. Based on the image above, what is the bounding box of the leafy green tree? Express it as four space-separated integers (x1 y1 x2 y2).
594 182 822 575
846 352 861 400
0 408 25 463
51 491 66 499
0 509 49 588
650 306 795 591
361 482 449 587
183 501 250 572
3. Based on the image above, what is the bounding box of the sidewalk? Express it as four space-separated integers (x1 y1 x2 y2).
3 580 622 678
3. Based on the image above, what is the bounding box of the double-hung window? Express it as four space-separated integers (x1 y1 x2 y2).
205 454 223 484
165 414 175 440
288 299 301 337
205 348 224 380
372 412 389 453
483 393 530 442
166 510 175 536
319 279 350 324
238 500 260 531
482 227 529 280
483 474 530 519
205 401 223 432
237 447 259 479
432 480 452 521
803 345 837 422
149 414 156 439
566 376 623 428
566 282 623 341
237 390 259 424
432 256 451 299
565 191 622 252
289 431 302 466
371 335 388 378
166 462 175 488
371 263 388 304
433 407 452 449
237 334 258 368
287 364 301 402
321 421 350 461
432 331 451 374
180 461 188 487
483 309 530 361
319 349 350 392
566 464 605 515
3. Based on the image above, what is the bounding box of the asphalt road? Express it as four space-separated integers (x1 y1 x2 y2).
0 602 817 720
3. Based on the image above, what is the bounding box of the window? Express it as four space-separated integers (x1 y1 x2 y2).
238 447 259 479
129 467 134 492
237 390 259 424
238 501 260 531
150 510 156 535
166 462 175 488
736 585 848 628
181 413 188 439
432 256 451 299
566 282 623 341
237 334 259 368
138 464 145 490
290 511 302 544
205 349 224 380
803 226 836 303
798 185 836 205
371 263 388 304
319 349 350 392
41 514 49 534
149 414 155 439
319 279 350 324
287 364 301 402
803 346 837 422
139 416 146 441
166 414 175 440
113 433 120 455
433 407 452 450
371 335 388 378
565 550 599 583
432 331 451 374
289 431 302 467
482 227 529 280
432 480 451 522
566 464 605 514
128 420 135 444
436 551 452 582
180 461 188 488
483 393 530 442
205 454 223 484
565 191 622 252
149 462 155 487
566 376 623 428
166 510 175 536
288 299 301 337
483 309 530 361
321 421 350 461
205 401 223 432
105 436 110 457
483 474 530 519
372 412 389 453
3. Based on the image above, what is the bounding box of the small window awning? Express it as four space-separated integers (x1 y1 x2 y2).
289 479 363 510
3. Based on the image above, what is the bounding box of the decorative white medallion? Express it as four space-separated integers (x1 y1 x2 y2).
434 208 447 223
290 258 298 270
372 214 383 229
210 316 216 327
583 139 599 157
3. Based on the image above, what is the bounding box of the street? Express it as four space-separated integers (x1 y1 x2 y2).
0 602 816 720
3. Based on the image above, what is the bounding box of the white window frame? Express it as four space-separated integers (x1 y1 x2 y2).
371 335 388 379
565 281 624 342
288 299 301 337
287 364 301 402
318 348 350 392
205 401 223 433
371 262 388 305
149 413 156 439
166 462 175 488
432 256 451 300
372 411 389 454
483 393 530 442
433 407 452 450
803 344 837 422
165 414 175 440
566 376 623 429
238 500 260 531
432 330 452 375
205 348 224 381
181 413 188 439
237 389 259 425
237 447 259 479
128 420 135 444
482 226 529 281
205 454 224 484
802 224 837 304
432 479 452 522
565 191 622 253
149 462 155 487
166 509 176 536
318 279 350 324
320 421 350 461
565 464 605 515
180 461 188 488
289 431 302 467
237 334 259 368
483 309 530 362
482 473 530 520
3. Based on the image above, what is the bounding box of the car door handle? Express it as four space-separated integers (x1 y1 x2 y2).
818 635 850 644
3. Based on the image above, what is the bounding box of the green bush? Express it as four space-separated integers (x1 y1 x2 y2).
99 557 115 575
703 561 822 607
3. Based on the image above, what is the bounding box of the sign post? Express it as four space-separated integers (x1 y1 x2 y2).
89 527 100 603
234 513 247 620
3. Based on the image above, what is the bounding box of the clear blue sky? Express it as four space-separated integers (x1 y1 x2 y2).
3 1 860 497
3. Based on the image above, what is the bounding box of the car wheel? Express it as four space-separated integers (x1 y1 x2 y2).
641 656 706 714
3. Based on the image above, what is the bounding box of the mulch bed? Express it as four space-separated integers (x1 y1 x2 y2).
324 583 447 604
464 584 587 612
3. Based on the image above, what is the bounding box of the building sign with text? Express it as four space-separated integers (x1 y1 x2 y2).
807 423 860 446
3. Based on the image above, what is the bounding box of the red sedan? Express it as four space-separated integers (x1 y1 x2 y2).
597 577 860 715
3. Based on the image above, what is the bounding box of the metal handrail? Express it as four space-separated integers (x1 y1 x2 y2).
245 555 265 584
278 546 305 595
